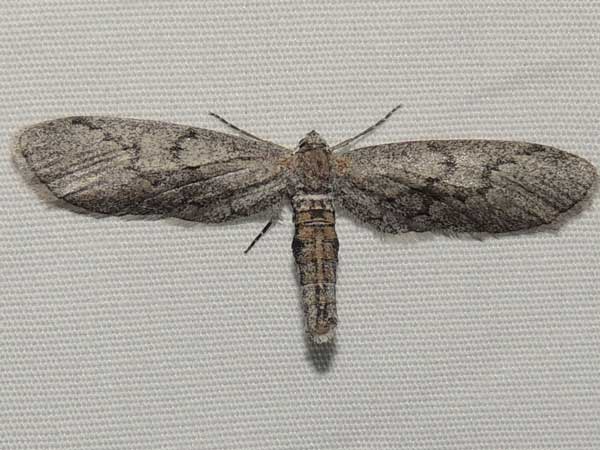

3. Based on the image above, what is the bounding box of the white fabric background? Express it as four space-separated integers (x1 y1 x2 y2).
1 1 598 449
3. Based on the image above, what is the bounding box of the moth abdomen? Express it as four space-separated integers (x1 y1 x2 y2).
301 283 337 343
292 194 339 343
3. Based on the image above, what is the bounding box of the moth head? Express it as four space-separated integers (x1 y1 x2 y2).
297 130 329 152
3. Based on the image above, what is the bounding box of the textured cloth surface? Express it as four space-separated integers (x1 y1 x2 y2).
1 1 598 449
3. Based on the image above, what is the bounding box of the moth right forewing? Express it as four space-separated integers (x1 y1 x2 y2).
332 140 596 234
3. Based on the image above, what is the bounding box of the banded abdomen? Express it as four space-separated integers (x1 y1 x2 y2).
291 194 339 343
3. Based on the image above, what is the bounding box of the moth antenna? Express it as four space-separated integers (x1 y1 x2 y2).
244 219 275 254
208 112 288 150
331 103 403 152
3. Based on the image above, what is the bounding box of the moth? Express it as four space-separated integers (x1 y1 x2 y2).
15 107 597 343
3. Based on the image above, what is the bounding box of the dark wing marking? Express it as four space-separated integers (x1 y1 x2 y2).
333 140 596 233
16 116 292 222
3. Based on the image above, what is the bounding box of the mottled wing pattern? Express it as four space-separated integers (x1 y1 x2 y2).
17 116 292 222
333 140 596 233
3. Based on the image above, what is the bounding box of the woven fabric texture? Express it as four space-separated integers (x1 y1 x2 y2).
1 1 598 449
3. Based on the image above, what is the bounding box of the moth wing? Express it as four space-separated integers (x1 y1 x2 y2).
16 116 292 222
333 140 596 233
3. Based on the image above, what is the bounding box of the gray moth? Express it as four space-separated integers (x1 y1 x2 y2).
14 111 597 344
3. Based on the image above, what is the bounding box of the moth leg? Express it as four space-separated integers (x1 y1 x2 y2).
209 111 288 151
244 219 275 254
331 103 403 152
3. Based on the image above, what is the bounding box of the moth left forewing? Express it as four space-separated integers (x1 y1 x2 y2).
16 116 293 222
333 140 596 234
